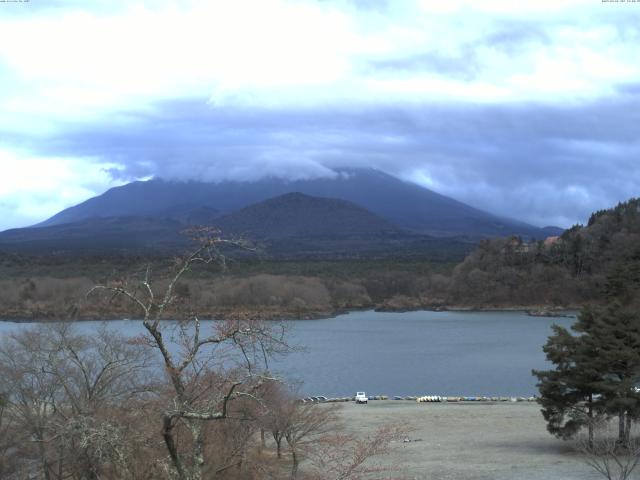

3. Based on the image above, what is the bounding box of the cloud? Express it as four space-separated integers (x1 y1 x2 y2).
15 91 639 228
0 150 125 230
2 0 638 116
0 0 639 229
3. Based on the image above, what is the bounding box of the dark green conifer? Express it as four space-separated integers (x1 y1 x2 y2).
535 254 640 445
578 302 640 444
533 323 601 445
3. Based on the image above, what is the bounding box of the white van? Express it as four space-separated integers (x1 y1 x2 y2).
355 392 368 404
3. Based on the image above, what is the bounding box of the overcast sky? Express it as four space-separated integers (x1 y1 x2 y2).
1 0 639 231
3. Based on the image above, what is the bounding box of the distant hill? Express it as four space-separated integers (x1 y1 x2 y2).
215 192 401 239
447 198 640 307
35 168 557 239
211 192 474 259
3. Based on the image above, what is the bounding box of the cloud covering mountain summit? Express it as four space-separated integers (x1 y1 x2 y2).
0 0 639 230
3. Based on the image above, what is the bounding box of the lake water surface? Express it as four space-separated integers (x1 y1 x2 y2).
0 310 576 397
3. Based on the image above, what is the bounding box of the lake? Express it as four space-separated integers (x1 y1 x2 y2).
0 310 576 397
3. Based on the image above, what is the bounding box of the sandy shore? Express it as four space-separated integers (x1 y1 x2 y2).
336 401 600 480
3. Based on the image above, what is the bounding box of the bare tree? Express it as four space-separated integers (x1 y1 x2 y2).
305 423 407 480
257 381 407 480
88 231 290 480
258 381 338 478
0 323 155 480
283 402 337 479
0 390 19 479
258 382 293 459
0 327 63 480
47 324 155 480
578 418 640 480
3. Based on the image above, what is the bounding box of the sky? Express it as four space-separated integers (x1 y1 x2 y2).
0 0 639 231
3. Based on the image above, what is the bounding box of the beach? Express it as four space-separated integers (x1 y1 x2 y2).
336 401 600 480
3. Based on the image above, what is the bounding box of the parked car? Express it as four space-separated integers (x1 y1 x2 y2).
355 392 368 404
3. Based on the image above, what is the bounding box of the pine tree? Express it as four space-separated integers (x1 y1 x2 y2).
535 254 640 445
533 323 601 446
578 303 640 444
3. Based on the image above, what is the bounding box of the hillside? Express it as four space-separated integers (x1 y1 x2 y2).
215 192 401 238
446 198 640 307
0 216 190 252
35 168 558 239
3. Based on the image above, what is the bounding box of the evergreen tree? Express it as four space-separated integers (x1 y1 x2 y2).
533 323 601 445
535 254 640 445
578 303 640 444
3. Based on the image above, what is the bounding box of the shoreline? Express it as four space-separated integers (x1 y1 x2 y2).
0 304 580 323
304 396 539 404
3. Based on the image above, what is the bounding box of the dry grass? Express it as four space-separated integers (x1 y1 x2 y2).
334 400 601 480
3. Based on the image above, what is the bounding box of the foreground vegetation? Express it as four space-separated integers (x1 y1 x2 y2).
0 236 403 480
0 324 404 480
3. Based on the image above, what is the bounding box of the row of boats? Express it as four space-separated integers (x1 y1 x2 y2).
301 395 538 403
415 395 537 402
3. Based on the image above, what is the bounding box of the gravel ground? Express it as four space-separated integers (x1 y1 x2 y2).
335 401 602 480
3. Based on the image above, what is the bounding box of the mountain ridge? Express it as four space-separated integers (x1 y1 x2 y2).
34 168 560 239
0 192 475 260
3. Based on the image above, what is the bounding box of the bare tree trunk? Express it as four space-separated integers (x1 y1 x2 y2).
260 428 266 450
189 420 204 480
588 395 594 450
238 448 246 475
290 448 299 480
619 411 626 445
626 413 632 446
163 415 189 480
37 434 51 480
42 459 52 480
57 442 64 480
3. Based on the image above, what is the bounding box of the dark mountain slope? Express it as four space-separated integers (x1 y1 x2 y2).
0 216 189 252
36 168 554 239
215 192 401 239
154 205 221 225
0 193 474 259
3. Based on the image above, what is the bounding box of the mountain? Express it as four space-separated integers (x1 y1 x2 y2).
0 216 189 252
36 168 556 239
215 192 401 239
0 192 474 259
154 205 221 225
